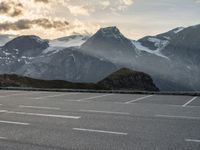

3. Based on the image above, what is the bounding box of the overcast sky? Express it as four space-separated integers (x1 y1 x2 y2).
0 0 199 39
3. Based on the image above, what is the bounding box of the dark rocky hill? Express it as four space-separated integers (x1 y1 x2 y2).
98 68 159 91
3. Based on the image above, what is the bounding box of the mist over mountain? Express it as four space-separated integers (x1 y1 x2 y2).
50 34 90 48
0 24 200 91
0 34 17 46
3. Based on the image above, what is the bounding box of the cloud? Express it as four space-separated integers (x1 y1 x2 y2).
34 0 49 3
100 1 111 8
0 17 100 39
196 0 200 3
67 5 94 16
0 18 69 31
121 0 134 6
0 0 135 38
0 0 24 17
98 0 134 12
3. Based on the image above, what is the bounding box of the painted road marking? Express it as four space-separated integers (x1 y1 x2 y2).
0 92 35 98
80 109 130 115
182 97 198 107
5 111 81 119
33 93 79 99
0 110 7 113
19 105 60 110
76 94 114 102
185 139 200 143
0 137 7 140
125 95 153 104
73 128 127 135
0 120 29 126
156 115 200 120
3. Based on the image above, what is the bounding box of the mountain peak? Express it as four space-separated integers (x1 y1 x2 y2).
3 35 49 51
99 26 119 32
97 26 123 38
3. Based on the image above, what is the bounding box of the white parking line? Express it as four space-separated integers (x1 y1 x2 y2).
125 95 153 104
33 93 79 99
19 105 60 110
0 110 7 113
5 111 81 119
156 115 200 120
76 94 114 102
185 139 200 143
73 128 127 135
79 109 130 115
0 137 7 140
0 120 29 125
182 97 198 107
0 92 44 98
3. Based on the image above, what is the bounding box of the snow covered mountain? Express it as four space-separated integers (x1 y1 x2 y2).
0 24 200 91
0 35 118 82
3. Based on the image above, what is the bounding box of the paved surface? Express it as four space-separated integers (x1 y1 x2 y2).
0 90 199 150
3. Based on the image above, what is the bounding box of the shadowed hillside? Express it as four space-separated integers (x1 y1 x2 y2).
98 68 159 91
0 68 159 91
0 74 106 90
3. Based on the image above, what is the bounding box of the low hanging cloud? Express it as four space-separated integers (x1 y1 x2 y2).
0 18 69 31
34 0 49 3
0 0 24 17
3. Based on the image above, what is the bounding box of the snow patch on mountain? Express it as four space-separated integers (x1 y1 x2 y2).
173 27 184 34
132 40 169 59
50 35 89 48
42 46 64 55
148 37 169 49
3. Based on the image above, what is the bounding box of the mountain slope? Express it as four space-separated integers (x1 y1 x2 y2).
0 74 106 90
81 26 137 64
17 47 118 82
162 24 200 64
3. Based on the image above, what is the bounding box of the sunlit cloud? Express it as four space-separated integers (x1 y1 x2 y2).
121 0 134 6
0 0 199 40
67 5 94 16
0 18 69 31
0 17 100 39
34 0 49 3
0 0 24 17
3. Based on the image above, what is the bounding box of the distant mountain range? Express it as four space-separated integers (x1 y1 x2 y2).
0 68 159 91
0 24 200 91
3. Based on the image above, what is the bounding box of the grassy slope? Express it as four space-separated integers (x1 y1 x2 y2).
0 74 108 90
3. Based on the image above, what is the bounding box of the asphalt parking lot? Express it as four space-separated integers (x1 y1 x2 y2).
0 90 199 150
